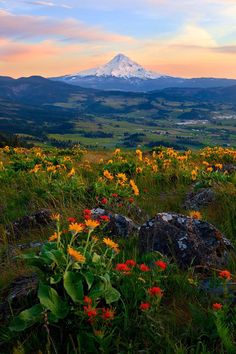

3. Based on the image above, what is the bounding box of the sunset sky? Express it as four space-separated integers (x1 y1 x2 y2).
1 0 236 78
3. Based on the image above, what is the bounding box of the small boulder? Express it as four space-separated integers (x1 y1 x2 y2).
184 188 216 210
91 208 139 238
5 209 52 240
139 212 233 269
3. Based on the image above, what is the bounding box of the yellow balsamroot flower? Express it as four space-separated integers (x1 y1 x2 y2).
103 237 119 253
67 167 75 177
51 213 60 221
130 179 139 196
48 231 62 242
85 219 100 230
136 149 143 161
117 173 127 185
189 211 202 220
3 146 10 153
136 167 143 174
103 170 114 180
207 167 213 173
191 169 197 181
215 163 223 170
68 247 86 263
114 148 121 155
152 165 158 173
30 164 41 173
202 161 209 167
69 222 84 234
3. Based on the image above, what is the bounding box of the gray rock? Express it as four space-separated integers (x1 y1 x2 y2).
5 209 53 240
91 208 139 238
139 212 233 269
184 188 216 210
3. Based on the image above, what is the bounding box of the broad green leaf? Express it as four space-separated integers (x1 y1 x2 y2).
9 304 43 332
104 287 120 304
82 271 94 290
63 271 84 302
92 252 101 264
38 283 69 319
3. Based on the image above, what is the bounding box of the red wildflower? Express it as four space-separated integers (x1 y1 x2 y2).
101 308 115 320
118 203 123 207
140 302 151 311
112 193 118 198
148 286 163 297
139 264 151 272
83 209 91 215
83 296 92 305
212 303 223 311
143 189 148 193
155 260 167 271
128 197 134 204
101 198 108 205
67 217 76 223
125 259 136 267
115 263 131 272
219 270 232 281
83 305 97 318
100 215 110 222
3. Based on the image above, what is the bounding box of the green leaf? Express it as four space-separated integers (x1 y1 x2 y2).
104 287 120 304
82 271 94 290
92 252 101 264
38 283 69 319
63 271 84 302
44 250 66 267
9 304 43 332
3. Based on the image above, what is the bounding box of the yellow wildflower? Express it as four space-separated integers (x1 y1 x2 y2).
103 170 114 180
48 231 61 242
68 247 86 263
189 211 202 220
136 167 143 174
51 213 60 221
69 222 84 234
130 179 139 196
191 169 197 181
103 237 119 253
215 164 223 170
136 149 143 161
67 167 75 177
207 167 213 173
114 148 121 155
85 219 100 230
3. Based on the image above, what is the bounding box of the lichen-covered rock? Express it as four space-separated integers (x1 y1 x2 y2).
91 208 139 238
184 188 216 211
139 212 233 269
5 209 52 240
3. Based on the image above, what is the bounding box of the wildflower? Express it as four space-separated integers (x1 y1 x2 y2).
68 247 86 263
215 163 223 170
139 302 151 311
101 308 115 320
67 167 75 177
118 203 123 207
51 213 60 221
92 235 99 242
112 193 118 198
69 222 84 234
114 148 121 155
136 149 143 161
117 173 127 184
191 169 197 181
100 215 110 222
125 259 136 267
85 219 100 230
103 170 113 180
103 237 119 253
84 296 92 305
128 197 134 203
219 270 232 281
84 209 92 220
152 165 158 173
84 305 97 319
189 211 202 220
148 286 163 297
101 197 108 205
136 167 143 174
130 179 139 196
212 303 223 311
115 263 131 273
139 264 151 272
48 231 61 242
155 260 167 270
67 217 76 223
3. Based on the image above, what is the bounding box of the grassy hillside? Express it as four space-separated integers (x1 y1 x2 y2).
0 145 236 353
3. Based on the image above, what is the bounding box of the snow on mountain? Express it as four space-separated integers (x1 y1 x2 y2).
67 54 163 80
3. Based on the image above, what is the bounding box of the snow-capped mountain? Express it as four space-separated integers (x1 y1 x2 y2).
52 54 236 92
76 53 162 79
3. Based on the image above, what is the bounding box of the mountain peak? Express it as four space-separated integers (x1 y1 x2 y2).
72 54 163 80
